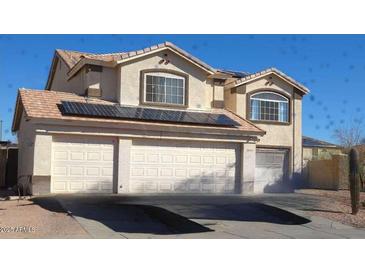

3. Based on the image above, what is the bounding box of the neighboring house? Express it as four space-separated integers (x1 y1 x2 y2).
0 141 18 188
303 136 343 161
12 41 308 195
302 136 347 190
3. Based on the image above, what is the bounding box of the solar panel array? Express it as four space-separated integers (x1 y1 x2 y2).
60 101 241 127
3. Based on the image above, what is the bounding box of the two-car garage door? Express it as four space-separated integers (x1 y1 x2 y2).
129 139 239 193
51 136 239 194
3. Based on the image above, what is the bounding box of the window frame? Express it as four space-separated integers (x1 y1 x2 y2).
140 69 189 108
247 90 291 125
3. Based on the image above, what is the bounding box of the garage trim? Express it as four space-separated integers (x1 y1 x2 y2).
38 129 259 143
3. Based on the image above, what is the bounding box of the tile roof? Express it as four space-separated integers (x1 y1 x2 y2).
14 89 264 135
56 49 126 69
230 67 309 94
56 41 216 73
302 136 340 148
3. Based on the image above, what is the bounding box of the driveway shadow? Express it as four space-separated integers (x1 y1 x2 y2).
31 196 311 236
173 203 311 225
31 196 212 235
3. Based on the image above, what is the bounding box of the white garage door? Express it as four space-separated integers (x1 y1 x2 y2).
255 148 289 193
51 136 115 193
129 139 240 194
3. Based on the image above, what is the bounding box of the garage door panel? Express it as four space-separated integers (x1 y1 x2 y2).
129 139 239 194
52 180 67 191
255 148 289 193
51 136 114 194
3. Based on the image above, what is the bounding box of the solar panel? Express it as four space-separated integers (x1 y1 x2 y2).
59 101 241 127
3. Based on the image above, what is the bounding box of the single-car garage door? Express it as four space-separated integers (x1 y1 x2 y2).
51 136 115 193
129 139 240 193
255 148 289 193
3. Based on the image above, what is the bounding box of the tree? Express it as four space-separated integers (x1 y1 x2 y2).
333 123 364 150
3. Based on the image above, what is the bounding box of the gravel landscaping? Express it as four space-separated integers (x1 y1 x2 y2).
296 189 365 228
0 198 89 238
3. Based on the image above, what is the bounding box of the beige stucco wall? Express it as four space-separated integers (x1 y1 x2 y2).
224 74 304 177
50 58 118 102
224 89 237 113
22 118 258 194
50 58 85 95
118 49 214 110
17 113 36 188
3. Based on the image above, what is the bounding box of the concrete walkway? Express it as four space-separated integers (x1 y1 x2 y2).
51 194 365 239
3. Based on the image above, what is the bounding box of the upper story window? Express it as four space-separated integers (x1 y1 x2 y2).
250 91 289 123
144 72 186 106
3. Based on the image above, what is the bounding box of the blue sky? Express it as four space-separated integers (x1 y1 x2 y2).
0 34 364 143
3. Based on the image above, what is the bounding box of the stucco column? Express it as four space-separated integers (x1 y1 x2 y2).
292 92 303 186
117 138 132 193
32 134 52 194
240 142 256 194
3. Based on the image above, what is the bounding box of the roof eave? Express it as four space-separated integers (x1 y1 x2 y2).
45 52 60 90
115 44 216 75
29 116 265 137
225 70 309 95
67 58 117 80
11 90 24 132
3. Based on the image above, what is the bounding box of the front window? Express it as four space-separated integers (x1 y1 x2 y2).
145 72 185 105
250 92 289 122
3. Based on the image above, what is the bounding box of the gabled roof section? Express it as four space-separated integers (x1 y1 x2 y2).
302 136 340 148
56 49 127 68
52 42 216 81
225 67 309 94
114 42 216 73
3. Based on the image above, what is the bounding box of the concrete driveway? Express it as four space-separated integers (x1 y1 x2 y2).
32 194 365 239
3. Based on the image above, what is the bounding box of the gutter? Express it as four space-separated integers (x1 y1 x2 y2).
36 129 259 143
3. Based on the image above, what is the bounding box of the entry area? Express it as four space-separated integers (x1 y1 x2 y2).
51 136 115 193
128 139 240 194
255 148 289 193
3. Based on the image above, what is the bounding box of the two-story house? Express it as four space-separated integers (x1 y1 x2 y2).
12 42 308 195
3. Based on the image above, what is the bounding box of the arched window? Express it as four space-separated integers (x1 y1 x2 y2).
250 92 289 122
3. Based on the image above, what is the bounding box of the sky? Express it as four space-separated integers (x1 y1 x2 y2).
0 34 364 143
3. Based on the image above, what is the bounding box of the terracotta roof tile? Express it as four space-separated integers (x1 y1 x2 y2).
56 42 217 74
232 67 309 94
17 89 264 135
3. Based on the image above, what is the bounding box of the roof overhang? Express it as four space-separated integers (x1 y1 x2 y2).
65 42 216 80
224 68 309 95
30 116 264 141
45 52 60 90
12 91 24 132
67 58 116 80
115 46 216 75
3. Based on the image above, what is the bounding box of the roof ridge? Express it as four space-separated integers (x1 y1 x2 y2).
57 49 125 57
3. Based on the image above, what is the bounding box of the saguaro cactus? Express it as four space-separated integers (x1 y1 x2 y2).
349 148 361 215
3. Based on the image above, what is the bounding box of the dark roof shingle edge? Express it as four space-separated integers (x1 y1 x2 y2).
302 136 340 148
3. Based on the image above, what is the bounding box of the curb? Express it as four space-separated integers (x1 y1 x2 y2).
0 196 32 201
264 202 357 230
